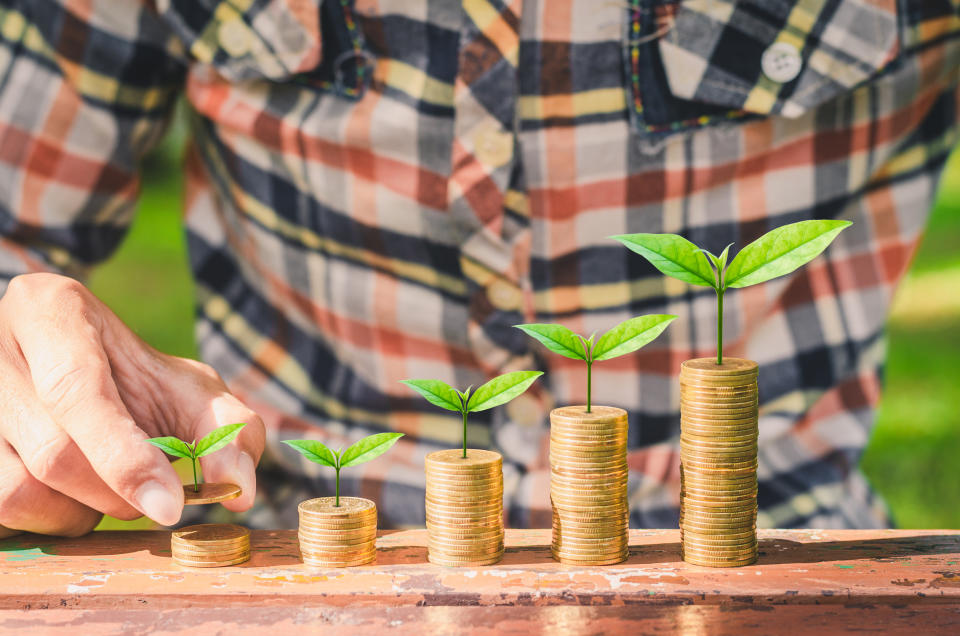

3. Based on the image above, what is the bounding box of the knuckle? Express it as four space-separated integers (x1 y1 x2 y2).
185 358 223 383
2 274 92 325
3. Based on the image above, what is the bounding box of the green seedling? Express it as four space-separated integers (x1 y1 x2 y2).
514 315 676 413
401 370 543 459
147 423 247 493
282 432 404 507
612 219 852 365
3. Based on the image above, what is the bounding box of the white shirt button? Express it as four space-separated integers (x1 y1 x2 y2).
761 42 803 83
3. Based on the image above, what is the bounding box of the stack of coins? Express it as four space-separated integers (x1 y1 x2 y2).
171 523 250 567
425 449 504 567
297 497 377 567
679 358 759 567
550 405 629 565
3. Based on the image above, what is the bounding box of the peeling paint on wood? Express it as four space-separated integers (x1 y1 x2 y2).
0 530 958 632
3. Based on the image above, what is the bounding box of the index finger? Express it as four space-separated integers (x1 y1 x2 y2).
11 288 184 526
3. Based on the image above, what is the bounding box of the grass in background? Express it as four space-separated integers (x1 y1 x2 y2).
88 114 960 529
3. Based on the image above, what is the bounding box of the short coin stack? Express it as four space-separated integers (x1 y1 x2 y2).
425 449 504 567
171 523 250 567
297 497 378 567
550 405 629 565
678 358 759 567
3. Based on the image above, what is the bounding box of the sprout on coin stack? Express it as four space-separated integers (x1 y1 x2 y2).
613 220 851 567
146 423 250 567
514 316 675 565
282 432 404 567
402 371 542 567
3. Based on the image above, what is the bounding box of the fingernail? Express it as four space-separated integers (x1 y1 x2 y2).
135 481 182 526
236 452 256 501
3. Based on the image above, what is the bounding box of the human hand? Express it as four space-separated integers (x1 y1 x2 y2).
0 273 264 536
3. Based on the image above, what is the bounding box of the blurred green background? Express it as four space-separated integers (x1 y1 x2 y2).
90 113 960 530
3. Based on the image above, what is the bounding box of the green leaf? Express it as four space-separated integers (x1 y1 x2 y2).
725 220 852 288
514 323 585 360
400 379 464 412
611 233 717 288
340 432 405 468
592 314 677 361
146 436 194 460
282 439 338 468
195 422 247 457
467 370 543 413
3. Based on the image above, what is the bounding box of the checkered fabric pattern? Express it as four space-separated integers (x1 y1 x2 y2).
0 0 958 530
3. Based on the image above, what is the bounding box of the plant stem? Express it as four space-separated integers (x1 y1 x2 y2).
462 409 468 459
335 467 340 507
716 288 724 365
586 360 593 413
191 454 199 492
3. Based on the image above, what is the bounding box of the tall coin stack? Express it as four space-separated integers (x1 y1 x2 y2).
678 358 759 567
172 524 251 567
297 497 378 567
550 405 629 565
425 449 504 567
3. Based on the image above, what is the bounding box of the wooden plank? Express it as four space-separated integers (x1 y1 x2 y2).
1 529 959 633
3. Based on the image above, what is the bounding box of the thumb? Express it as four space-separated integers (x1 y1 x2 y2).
164 360 265 513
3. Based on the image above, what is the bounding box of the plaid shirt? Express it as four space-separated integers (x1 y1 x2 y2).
1 0 957 530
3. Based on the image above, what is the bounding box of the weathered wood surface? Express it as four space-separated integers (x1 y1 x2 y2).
1 529 959 634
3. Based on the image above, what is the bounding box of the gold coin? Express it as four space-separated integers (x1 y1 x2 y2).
426 517 503 530
681 424 758 436
681 381 757 394
426 528 503 540
172 523 249 545
174 553 251 568
428 552 504 567
681 542 758 556
680 438 758 451
680 505 756 519
549 448 626 461
680 377 757 390
552 554 628 566
550 543 628 557
425 499 502 512
680 461 757 474
297 531 376 546
550 405 628 423
297 518 377 533
302 554 376 568
426 489 504 504
682 535 756 548
680 448 757 461
681 428 757 440
182 483 242 505
681 489 757 501
425 476 502 489
299 497 376 517
682 357 758 374
680 386 757 398
550 475 628 488
428 535 504 550
170 538 248 552
428 542 504 557
552 529 628 542
682 555 757 568
172 547 250 560
426 448 501 467
680 522 756 534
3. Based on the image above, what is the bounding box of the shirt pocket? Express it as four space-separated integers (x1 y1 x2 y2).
624 0 904 134
157 0 369 97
